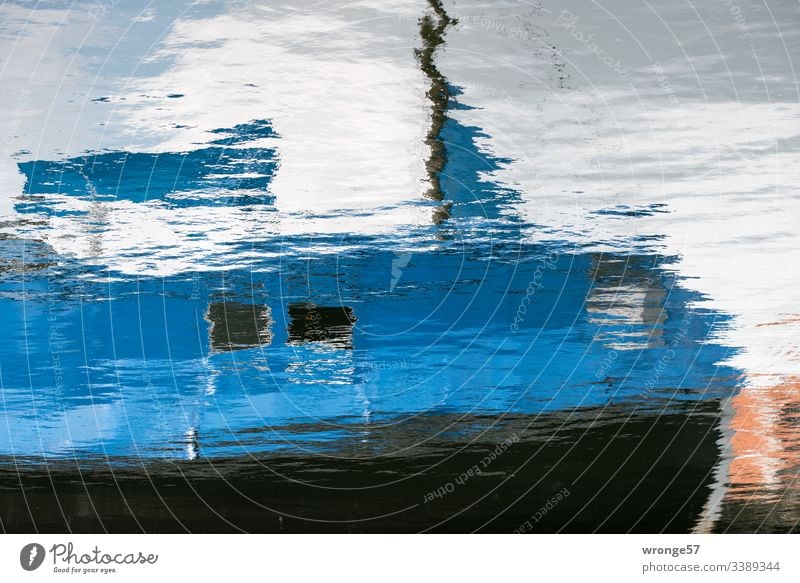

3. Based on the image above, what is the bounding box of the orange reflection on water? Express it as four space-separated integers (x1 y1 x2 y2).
728 375 800 498
719 314 800 530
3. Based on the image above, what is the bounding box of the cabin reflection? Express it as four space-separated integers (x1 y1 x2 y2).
587 254 667 349
287 303 357 349
206 301 273 352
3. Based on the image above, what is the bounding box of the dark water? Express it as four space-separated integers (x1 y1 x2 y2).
0 0 798 532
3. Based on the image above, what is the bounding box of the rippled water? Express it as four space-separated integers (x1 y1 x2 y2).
0 0 798 532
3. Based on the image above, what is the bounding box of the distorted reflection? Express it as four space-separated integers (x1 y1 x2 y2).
587 254 667 350
287 303 357 350
206 302 273 353
0 235 54 273
0 0 797 533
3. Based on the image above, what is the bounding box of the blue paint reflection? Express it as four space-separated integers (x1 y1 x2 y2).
0 99 740 462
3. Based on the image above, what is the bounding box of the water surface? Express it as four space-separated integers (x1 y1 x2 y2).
0 0 798 532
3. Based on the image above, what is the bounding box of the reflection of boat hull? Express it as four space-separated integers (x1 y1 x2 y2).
701 376 800 533
0 401 726 533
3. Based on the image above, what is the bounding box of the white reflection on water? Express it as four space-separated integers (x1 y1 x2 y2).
1 0 434 275
437 0 800 529
121 0 432 226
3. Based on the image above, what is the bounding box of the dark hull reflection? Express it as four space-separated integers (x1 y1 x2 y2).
0 402 732 533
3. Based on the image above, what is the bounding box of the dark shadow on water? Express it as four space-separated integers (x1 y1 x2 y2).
0 401 736 533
